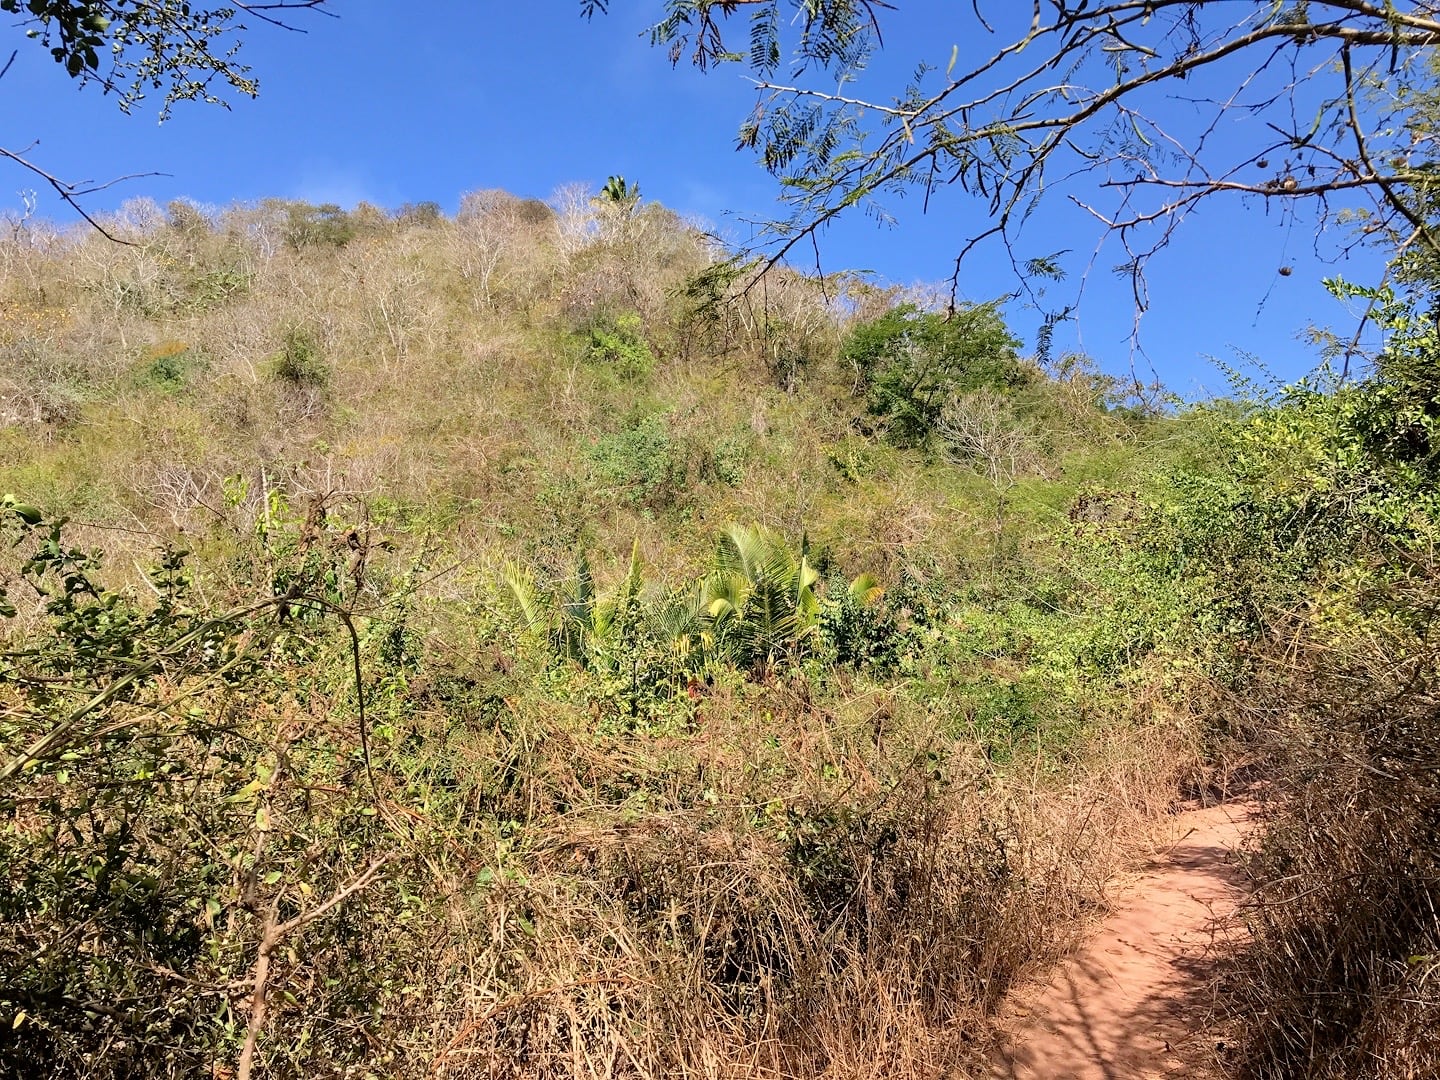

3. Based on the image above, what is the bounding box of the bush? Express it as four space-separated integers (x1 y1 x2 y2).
586 414 685 509
137 340 206 394
0 507 426 1080
816 570 898 671
1194 290 1440 1077
585 311 656 381
271 326 328 389
394 200 443 229
185 266 251 312
0 336 95 427
841 303 1023 446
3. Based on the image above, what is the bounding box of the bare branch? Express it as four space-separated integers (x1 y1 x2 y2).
235 1 337 31
0 144 162 244
273 854 395 939
236 854 398 1080
616 0 1440 336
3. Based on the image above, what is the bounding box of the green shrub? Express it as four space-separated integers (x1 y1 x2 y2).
137 342 206 394
0 508 424 1080
816 569 896 671
270 326 329 389
586 311 656 381
586 414 684 509
826 437 875 483
683 426 749 487
959 674 1066 760
841 302 1023 446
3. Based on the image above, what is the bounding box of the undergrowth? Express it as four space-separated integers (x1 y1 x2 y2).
1 191 1435 1077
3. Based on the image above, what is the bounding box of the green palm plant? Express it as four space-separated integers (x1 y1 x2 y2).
556 550 598 662
597 175 641 211
502 530 884 684
701 524 821 675
582 541 646 675
655 584 711 674
501 544 648 673
500 559 546 632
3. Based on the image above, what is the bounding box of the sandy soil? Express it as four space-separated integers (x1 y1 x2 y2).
984 799 1256 1080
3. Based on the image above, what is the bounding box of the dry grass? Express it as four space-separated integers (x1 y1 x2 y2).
1217 586 1440 1079
373 677 1206 1080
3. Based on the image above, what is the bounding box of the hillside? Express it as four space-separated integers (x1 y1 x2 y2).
1 192 1436 1079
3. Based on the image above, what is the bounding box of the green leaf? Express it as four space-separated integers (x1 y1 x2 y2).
2 497 42 525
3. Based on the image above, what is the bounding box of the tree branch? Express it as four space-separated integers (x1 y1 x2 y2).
235 854 397 1080
612 0 1440 337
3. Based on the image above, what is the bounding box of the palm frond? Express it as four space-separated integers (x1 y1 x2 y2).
848 572 884 606
500 561 546 631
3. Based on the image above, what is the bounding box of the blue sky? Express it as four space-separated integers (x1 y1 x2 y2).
0 1 1390 393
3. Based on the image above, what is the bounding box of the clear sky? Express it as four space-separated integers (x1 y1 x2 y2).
0 1 1391 394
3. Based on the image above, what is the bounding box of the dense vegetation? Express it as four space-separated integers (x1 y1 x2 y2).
0 190 1436 1078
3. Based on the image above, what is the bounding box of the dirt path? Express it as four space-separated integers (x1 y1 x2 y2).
985 799 1256 1080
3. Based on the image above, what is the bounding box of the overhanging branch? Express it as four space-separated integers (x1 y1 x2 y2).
606 0 1440 336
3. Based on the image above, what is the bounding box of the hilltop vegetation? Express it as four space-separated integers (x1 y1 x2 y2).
0 190 1436 1078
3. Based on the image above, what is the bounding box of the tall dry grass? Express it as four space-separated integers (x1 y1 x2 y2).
1218 561 1440 1079
386 673 1205 1080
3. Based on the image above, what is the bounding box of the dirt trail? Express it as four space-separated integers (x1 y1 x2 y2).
986 799 1256 1080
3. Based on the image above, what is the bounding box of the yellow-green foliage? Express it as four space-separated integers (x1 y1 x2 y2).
0 192 1154 582
0 190 1219 1080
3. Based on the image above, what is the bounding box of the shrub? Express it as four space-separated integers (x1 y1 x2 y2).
271 326 328 389
185 266 251 311
816 569 895 671
586 414 685 509
137 340 205 394
0 507 424 1080
687 428 748 487
0 336 94 427
585 311 656 380
841 302 1023 446
1195 287 1440 1077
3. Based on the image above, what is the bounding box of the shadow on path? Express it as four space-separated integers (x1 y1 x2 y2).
984 800 1255 1080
